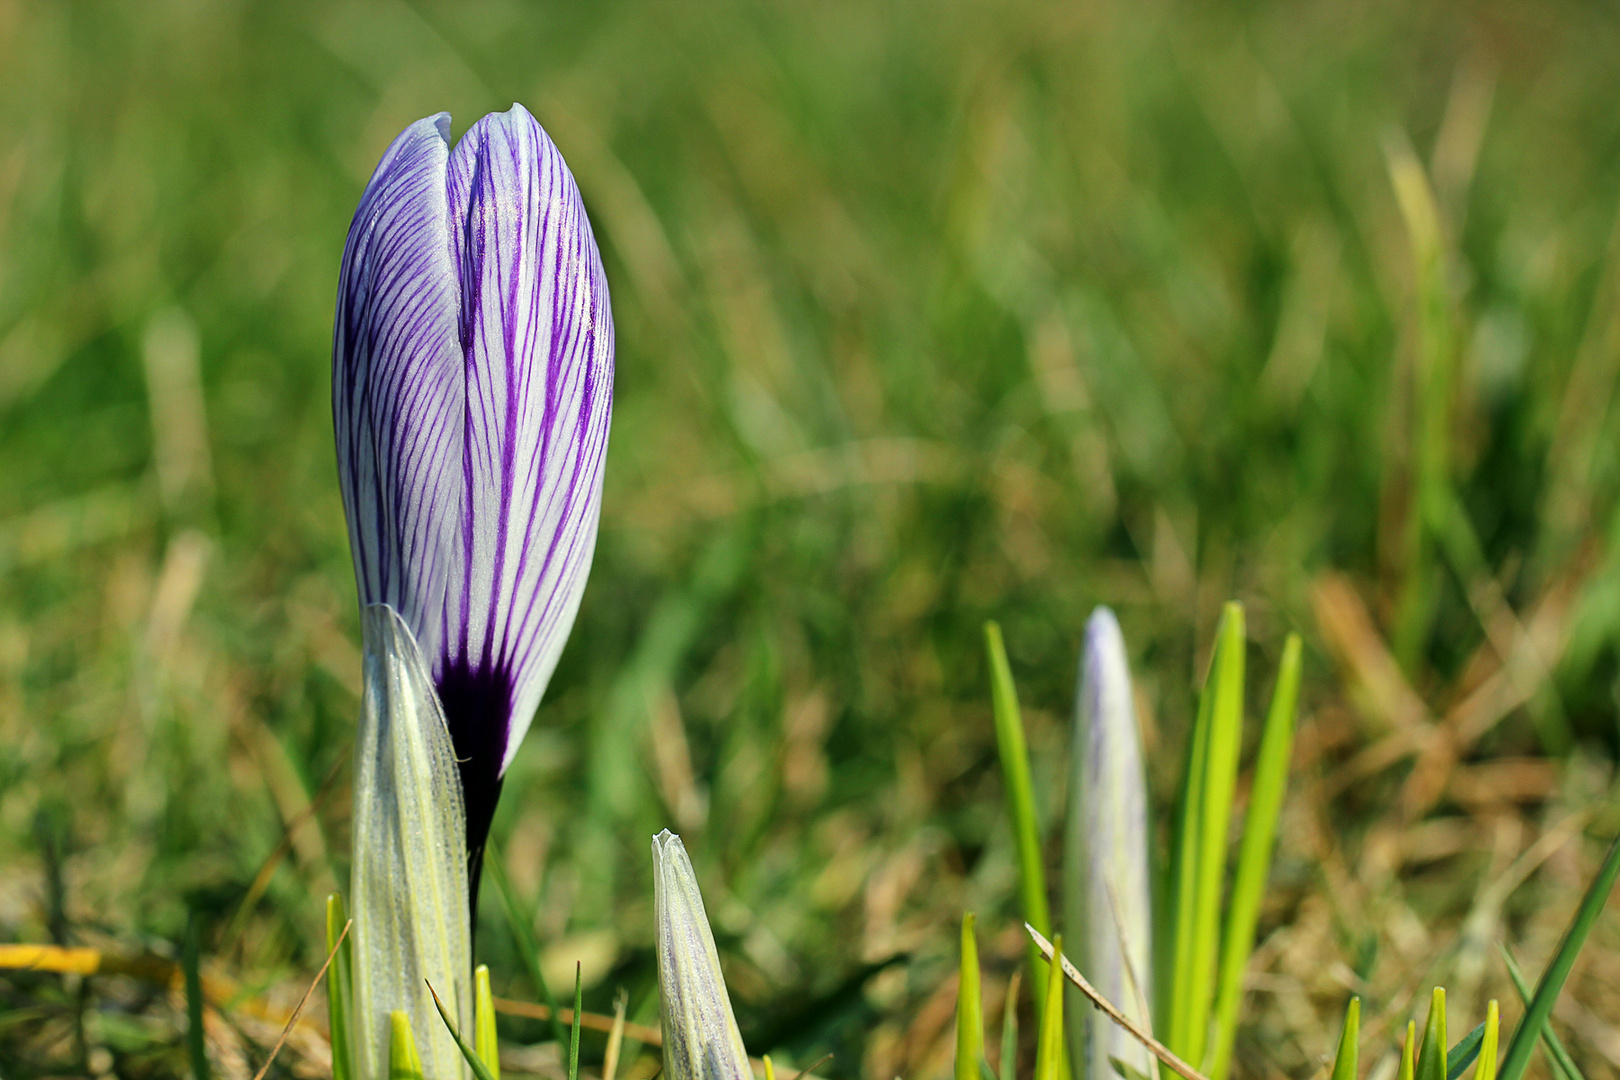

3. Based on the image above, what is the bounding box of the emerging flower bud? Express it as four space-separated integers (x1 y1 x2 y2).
1063 607 1154 1080
651 830 753 1080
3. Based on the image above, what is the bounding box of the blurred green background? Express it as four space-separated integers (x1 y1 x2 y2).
5 1 1620 1077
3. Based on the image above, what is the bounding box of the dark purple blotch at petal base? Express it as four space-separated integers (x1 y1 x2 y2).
434 658 512 892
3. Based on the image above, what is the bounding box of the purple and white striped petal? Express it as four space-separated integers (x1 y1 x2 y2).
333 114 461 664
335 104 614 863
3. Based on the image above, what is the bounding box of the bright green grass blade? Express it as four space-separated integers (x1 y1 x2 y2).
428 979 499 1080
1446 1021 1483 1080
1210 632 1300 1080
1001 970 1021 1080
486 844 569 1048
1415 988 1446 1080
475 964 500 1080
958 913 985 1080
1398 1021 1417 1080
1475 1002 1499 1080
327 894 354 1080
568 961 584 1080
390 1011 425 1080
183 912 210 1080
1329 997 1360 1080
1167 639 1214 1048
1498 832 1620 1080
1170 602 1245 1064
1500 947 1583 1080
1034 934 1066 1080
985 623 1055 1007
765 1056 777 1080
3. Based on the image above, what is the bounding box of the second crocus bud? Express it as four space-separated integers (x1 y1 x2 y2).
1063 607 1153 1080
652 830 753 1080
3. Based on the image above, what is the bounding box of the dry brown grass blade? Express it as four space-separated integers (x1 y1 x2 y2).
249 918 349 1080
1025 924 1210 1080
492 995 662 1044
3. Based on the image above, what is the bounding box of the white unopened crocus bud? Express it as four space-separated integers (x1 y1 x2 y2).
652 830 752 1080
1064 607 1153 1080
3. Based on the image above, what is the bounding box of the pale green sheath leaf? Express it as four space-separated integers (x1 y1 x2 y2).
652 830 752 1080
352 604 472 1080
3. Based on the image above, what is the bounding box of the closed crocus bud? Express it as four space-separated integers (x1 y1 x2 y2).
1063 607 1153 1080
652 831 753 1080
334 105 612 1080
333 103 614 879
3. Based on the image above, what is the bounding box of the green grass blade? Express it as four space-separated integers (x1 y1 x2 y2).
985 623 1055 1005
327 894 354 1080
1416 988 1446 1080
428 979 499 1080
1329 997 1360 1080
568 961 584 1080
1001 970 1021 1080
475 964 501 1080
1167 638 1215 1048
1170 602 1245 1064
1500 947 1584 1080
1498 831 1620 1080
1475 1002 1499 1080
390 1011 425 1080
958 913 985 1080
1210 632 1300 1080
486 844 569 1048
1398 1021 1416 1080
183 912 210 1080
1446 1021 1483 1080
1034 935 1066 1080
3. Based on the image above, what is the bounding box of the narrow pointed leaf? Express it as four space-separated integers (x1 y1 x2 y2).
1398 1021 1416 1080
351 605 472 1080
1034 934 1066 1080
1330 997 1360 1080
1211 633 1299 1080
986 621 1055 1006
568 962 583 1080
1475 1002 1499 1080
390 1012 425 1080
475 964 500 1080
1416 989 1446 1080
1446 1022 1484 1080
1498 832 1620 1080
1169 602 1245 1063
429 980 500 1080
1500 948 1583 1080
957 913 985 1080
327 893 355 1080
